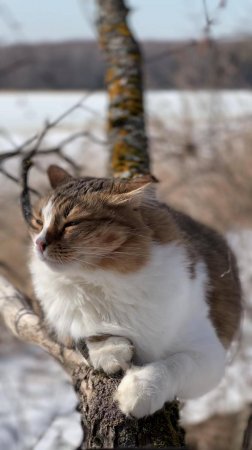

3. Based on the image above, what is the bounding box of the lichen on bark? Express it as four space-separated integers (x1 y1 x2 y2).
97 0 149 178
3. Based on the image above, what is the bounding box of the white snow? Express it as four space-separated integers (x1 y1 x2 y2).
0 91 107 132
0 90 251 151
0 330 82 450
1 91 252 133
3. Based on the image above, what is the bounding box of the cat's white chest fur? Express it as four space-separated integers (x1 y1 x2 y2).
30 242 221 364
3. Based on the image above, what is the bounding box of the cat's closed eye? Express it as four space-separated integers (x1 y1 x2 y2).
31 216 43 230
63 220 83 230
63 217 112 231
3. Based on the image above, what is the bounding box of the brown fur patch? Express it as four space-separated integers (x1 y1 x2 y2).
167 208 242 347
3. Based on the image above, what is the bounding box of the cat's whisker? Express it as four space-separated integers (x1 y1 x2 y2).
56 250 149 259
51 254 101 269
58 246 149 255
71 259 101 270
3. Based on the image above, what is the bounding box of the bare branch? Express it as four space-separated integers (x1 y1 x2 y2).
0 275 83 373
0 93 91 163
0 130 107 165
20 151 36 224
0 94 102 225
202 0 214 34
202 0 228 37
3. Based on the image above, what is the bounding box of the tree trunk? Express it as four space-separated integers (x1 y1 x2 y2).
74 367 185 448
96 0 149 178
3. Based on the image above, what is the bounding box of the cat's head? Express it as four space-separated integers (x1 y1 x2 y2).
29 165 156 273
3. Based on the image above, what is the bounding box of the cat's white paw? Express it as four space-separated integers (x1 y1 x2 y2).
115 365 171 418
87 336 133 375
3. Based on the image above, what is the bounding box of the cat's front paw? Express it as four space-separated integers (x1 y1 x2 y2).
87 336 133 375
115 365 169 418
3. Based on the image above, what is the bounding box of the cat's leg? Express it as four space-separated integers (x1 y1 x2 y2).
86 336 134 375
115 340 226 418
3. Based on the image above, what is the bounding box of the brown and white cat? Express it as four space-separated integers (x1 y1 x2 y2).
29 165 241 418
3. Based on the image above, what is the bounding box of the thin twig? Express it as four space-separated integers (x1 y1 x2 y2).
0 93 92 163
202 0 213 32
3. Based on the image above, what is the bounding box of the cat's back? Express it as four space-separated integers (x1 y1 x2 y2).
169 207 242 347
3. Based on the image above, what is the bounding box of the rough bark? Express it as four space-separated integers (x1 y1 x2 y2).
96 0 149 178
75 366 184 448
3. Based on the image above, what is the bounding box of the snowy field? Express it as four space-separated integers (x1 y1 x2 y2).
1 90 252 135
1 90 252 449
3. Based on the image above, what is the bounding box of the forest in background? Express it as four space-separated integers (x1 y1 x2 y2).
1 37 252 90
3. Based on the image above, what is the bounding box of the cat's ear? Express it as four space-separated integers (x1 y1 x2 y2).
47 165 73 189
123 183 156 208
111 177 158 208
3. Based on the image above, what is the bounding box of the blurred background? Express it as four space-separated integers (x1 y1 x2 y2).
1 1 252 449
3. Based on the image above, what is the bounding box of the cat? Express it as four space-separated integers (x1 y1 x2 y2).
29 164 241 418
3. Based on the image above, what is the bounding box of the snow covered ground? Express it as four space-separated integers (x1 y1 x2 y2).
0 91 252 140
1 91 252 134
0 325 82 450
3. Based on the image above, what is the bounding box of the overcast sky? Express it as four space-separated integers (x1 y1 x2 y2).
0 0 251 44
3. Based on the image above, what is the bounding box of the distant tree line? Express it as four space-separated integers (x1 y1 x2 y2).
0 38 252 90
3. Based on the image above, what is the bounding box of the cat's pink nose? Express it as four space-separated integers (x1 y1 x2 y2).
36 237 47 254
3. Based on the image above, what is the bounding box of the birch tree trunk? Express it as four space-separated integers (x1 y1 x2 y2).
96 0 149 178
